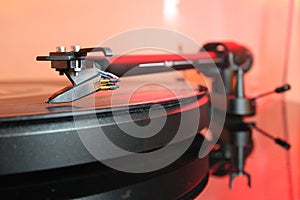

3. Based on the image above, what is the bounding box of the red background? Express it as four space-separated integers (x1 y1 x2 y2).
0 0 299 199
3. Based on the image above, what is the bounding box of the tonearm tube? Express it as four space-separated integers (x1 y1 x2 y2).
36 42 250 104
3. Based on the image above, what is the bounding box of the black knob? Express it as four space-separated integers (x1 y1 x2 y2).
275 84 291 93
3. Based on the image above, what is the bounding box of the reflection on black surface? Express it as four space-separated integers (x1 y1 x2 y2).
209 116 254 188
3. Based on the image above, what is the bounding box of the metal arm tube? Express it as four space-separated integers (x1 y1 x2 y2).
104 52 223 77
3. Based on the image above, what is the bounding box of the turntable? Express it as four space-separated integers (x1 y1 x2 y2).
0 41 291 199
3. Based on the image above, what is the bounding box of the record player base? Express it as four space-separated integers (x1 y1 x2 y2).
0 135 209 200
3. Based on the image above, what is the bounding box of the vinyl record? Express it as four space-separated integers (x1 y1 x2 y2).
0 71 210 199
